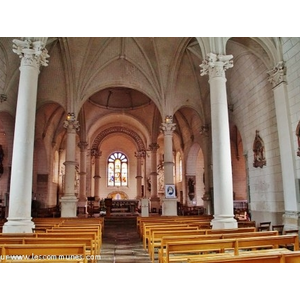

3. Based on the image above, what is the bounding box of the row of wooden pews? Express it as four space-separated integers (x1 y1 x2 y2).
0 217 104 263
138 216 300 263
138 215 214 248
159 234 300 263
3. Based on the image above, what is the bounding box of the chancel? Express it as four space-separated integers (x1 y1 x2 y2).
0 37 300 263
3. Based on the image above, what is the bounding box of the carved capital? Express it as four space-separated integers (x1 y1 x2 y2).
267 61 286 87
160 122 176 135
200 53 233 78
63 119 80 132
13 38 49 68
200 124 210 137
91 149 102 158
135 150 146 158
78 142 88 151
149 143 160 152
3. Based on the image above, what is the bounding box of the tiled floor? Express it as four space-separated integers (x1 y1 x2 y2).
98 216 152 263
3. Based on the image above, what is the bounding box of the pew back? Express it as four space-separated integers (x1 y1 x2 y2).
161 234 299 263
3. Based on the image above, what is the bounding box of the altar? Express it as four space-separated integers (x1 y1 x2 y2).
110 199 139 214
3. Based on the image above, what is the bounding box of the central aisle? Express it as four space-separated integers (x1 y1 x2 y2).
98 216 152 263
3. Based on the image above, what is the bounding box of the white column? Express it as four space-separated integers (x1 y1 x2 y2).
135 151 145 199
92 149 101 200
200 53 237 229
149 143 160 210
3 38 49 233
268 62 299 229
160 118 177 216
60 113 80 217
78 142 88 213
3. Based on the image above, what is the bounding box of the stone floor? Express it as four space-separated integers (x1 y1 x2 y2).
98 216 152 263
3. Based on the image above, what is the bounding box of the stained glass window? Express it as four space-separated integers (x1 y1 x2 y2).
107 152 128 187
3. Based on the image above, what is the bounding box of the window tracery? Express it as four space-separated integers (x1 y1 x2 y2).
107 152 128 187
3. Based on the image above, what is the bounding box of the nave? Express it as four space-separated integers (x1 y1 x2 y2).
1 214 300 263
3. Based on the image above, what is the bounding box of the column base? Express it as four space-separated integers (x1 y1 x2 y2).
141 199 149 217
2 218 35 233
60 196 78 218
77 200 87 215
202 192 212 215
162 198 178 216
210 215 238 229
150 197 160 212
283 211 300 231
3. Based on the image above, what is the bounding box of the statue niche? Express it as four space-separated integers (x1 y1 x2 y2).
187 176 196 201
253 130 266 168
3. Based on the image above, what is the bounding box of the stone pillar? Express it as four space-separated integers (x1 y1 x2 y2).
135 151 145 199
92 149 101 200
3 38 49 233
60 113 80 217
200 53 237 229
78 142 88 214
268 62 300 230
149 143 160 211
160 118 177 216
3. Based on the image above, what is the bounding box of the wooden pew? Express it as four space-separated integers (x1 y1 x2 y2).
0 236 99 262
137 215 213 236
136 215 212 231
0 233 35 238
149 227 256 260
152 230 278 263
148 229 206 261
61 219 104 231
23 238 97 262
4 258 84 263
0 244 87 263
35 232 100 254
237 221 256 228
143 224 201 249
141 218 213 244
160 234 299 263
46 226 102 248
188 250 300 263
33 217 104 232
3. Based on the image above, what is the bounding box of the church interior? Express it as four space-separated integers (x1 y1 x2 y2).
1 36 300 265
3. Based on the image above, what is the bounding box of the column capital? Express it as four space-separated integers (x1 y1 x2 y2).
78 141 88 151
200 124 210 137
135 150 146 158
149 143 160 152
160 122 176 135
91 148 102 158
267 61 286 87
63 113 80 132
13 38 49 68
200 53 233 78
